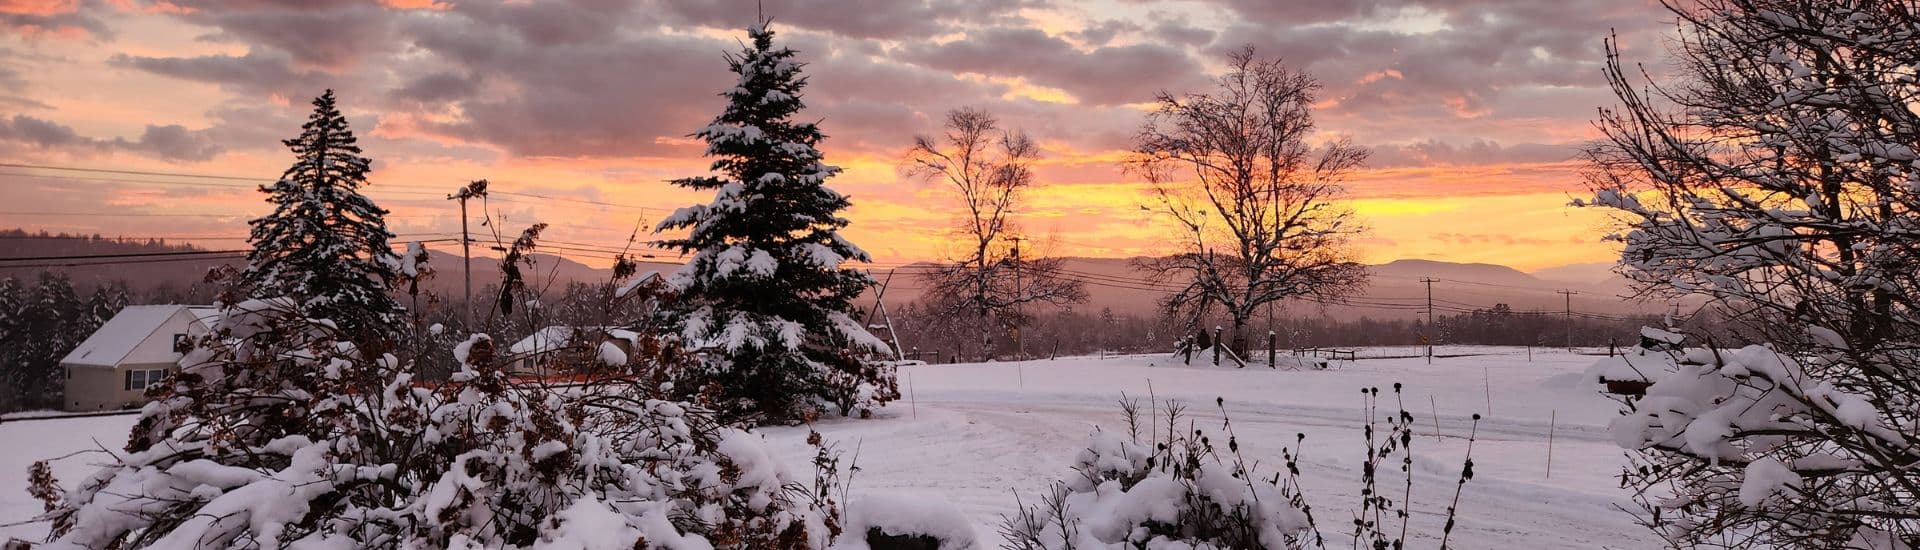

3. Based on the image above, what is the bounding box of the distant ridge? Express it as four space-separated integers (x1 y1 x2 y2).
1 230 1651 319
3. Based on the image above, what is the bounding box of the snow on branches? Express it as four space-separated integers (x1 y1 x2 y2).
1591 334 1917 548
240 90 403 343
654 22 895 424
1003 390 1478 550
1577 0 1920 546
28 299 846 550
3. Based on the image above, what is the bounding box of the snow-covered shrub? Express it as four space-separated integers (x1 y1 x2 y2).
1591 333 1918 548
27 298 845 549
842 493 978 550
1002 389 1477 549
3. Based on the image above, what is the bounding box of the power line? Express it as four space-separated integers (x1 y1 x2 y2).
492 190 659 213
0 239 458 264
0 253 249 269
0 162 269 183
0 249 250 261
0 231 460 241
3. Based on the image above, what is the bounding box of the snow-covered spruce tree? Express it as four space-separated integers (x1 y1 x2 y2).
241 89 403 345
1578 0 1920 546
30 296 847 549
656 22 896 424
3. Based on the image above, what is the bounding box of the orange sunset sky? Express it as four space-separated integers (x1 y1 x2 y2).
0 0 1669 272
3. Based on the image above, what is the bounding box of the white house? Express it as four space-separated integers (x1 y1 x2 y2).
506 326 640 376
59 305 217 411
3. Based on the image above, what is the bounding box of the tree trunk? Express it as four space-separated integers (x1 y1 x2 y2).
1229 314 1251 366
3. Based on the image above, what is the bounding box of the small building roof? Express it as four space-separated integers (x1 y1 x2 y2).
60 305 213 368
508 326 639 356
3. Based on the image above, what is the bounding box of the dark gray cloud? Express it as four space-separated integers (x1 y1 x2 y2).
898 26 1208 105
121 124 224 161
1366 139 1574 168
180 3 398 68
0 114 223 161
1148 19 1215 47
0 7 111 39
654 0 1040 40
1068 19 1139 47
0 114 88 148
396 11 730 157
111 49 343 100
85 0 1665 165
1203 0 1666 122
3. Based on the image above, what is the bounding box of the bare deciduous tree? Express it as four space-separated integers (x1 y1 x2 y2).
1579 0 1920 546
1130 48 1369 359
908 108 1087 360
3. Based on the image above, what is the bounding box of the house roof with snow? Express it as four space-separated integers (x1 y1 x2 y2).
60 305 217 368
508 326 641 356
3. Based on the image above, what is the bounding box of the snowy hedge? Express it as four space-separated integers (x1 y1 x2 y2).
25 299 846 550
1003 392 1475 549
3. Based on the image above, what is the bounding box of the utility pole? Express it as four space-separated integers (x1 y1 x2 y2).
1009 235 1024 360
1420 277 1437 364
447 180 488 325
865 269 906 361
1558 289 1579 351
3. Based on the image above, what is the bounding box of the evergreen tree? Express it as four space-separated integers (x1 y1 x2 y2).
0 274 105 412
657 22 896 424
241 90 403 343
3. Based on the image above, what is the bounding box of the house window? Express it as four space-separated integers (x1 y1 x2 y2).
125 368 167 391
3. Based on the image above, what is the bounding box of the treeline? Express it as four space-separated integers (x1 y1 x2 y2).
877 300 1704 362
0 274 129 412
1275 304 1672 349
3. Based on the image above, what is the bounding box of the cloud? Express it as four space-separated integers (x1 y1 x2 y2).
0 0 111 39
654 0 1038 40
396 15 731 157
0 114 223 161
0 113 87 148
898 26 1209 105
1367 139 1574 168
121 124 223 161
84 0 1663 189
1200 0 1667 142
173 1 400 68
111 49 346 99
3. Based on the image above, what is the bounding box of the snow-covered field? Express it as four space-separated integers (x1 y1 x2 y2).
0 348 1656 548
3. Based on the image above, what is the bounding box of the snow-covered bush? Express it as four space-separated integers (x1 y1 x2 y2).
1002 390 1476 549
1591 332 1918 548
842 493 979 550
26 298 846 549
1577 0 1920 545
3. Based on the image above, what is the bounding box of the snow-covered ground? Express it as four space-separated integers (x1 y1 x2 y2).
0 348 1655 548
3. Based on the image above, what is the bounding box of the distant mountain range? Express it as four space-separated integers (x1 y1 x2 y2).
2 230 1657 320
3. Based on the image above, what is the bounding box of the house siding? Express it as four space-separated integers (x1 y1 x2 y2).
65 362 173 412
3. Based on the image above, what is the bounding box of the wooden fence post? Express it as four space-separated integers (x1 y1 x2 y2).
1212 327 1223 366
1267 330 1277 369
